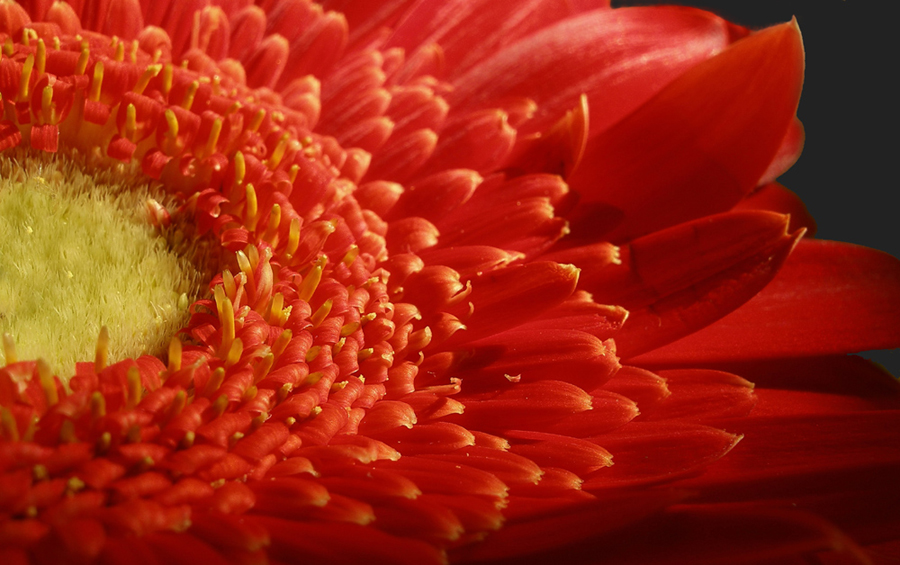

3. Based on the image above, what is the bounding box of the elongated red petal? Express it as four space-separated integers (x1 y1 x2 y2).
568 19 804 242
733 182 817 237
450 6 735 138
634 240 900 364
614 222 802 360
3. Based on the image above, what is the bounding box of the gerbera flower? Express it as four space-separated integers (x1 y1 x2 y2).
1 1 898 564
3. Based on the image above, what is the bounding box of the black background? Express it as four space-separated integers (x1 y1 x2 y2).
613 1 898 375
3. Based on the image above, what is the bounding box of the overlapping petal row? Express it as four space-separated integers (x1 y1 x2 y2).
1 1 900 564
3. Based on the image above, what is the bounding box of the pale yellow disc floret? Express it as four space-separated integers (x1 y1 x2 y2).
0 153 206 379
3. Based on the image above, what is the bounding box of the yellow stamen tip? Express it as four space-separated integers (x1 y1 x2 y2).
37 359 58 406
2 333 16 365
95 326 110 373
126 365 142 409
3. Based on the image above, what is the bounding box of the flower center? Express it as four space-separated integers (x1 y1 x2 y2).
0 152 206 377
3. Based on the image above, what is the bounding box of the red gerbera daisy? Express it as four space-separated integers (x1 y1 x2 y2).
1 1 898 564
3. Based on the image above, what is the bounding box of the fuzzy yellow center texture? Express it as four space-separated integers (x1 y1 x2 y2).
0 154 203 377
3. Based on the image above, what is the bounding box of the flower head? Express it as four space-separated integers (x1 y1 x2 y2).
1 1 898 564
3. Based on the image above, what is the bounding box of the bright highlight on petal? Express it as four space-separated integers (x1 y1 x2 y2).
0 1 897 564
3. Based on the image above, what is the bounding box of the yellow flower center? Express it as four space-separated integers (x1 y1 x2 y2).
0 152 206 377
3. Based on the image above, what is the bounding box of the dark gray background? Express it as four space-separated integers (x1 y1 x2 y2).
613 1 898 375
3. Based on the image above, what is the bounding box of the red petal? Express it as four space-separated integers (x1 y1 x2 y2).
615 224 802 360
256 516 445 565
583 210 792 309
585 421 740 489
733 182 817 237
386 0 601 79
634 240 900 364
568 20 804 242
449 6 735 138
443 261 579 345
757 117 805 185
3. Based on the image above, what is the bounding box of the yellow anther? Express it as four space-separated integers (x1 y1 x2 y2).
222 269 236 299
96 431 112 454
211 394 229 417
161 63 173 95
134 64 162 95
114 39 125 61
90 391 106 420
89 60 104 101
33 464 48 481
204 367 226 397
357 348 374 361
272 329 292 358
263 204 282 244
251 411 268 430
310 299 333 328
124 103 137 140
342 245 360 266
305 346 321 363
241 385 257 403
407 327 434 351
37 359 58 406
41 85 54 123
180 430 195 449
3 37 13 56
360 312 377 326
19 54 34 101
163 390 186 424
340 321 360 337
266 132 291 169
168 337 182 373
332 337 345 355
224 101 241 117
268 292 286 325
202 118 223 158
182 80 199 110
229 431 244 448
52 37 60 50
36 39 46 76
129 40 138 63
289 164 300 184
244 184 259 231
330 381 348 393
3 333 16 364
66 477 86 494
235 251 254 290
126 365 142 409
305 372 323 386
225 338 244 367
95 326 109 373
233 151 246 187
249 109 265 132
214 285 236 355
285 218 301 259
163 108 179 145
277 383 293 402
253 353 275 385
75 42 90 75
59 419 76 443
248 245 261 270
298 256 326 302
1 407 19 441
